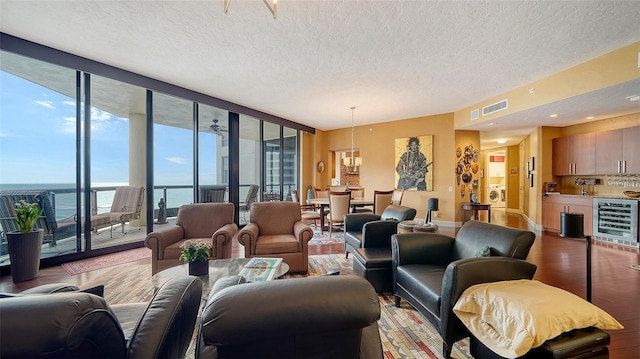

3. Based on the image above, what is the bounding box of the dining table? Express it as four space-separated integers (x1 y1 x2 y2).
306 197 374 231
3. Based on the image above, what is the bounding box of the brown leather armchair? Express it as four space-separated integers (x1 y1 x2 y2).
145 203 238 274
237 201 313 274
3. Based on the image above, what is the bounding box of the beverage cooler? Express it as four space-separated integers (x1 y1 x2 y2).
592 198 639 245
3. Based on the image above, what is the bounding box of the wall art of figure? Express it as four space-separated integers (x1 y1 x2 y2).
395 135 433 191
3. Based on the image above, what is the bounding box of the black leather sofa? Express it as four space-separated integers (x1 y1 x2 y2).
0 276 202 359
344 204 417 258
391 220 537 358
197 274 384 359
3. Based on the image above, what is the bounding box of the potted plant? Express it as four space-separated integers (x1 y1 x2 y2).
7 200 44 282
179 240 211 276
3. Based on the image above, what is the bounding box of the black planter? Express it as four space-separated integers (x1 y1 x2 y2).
188 260 209 276
7 229 43 282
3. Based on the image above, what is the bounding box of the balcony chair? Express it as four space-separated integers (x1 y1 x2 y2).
144 202 238 275
92 186 145 238
237 201 313 274
327 191 351 238
290 189 322 231
199 184 227 203
391 220 537 358
0 190 76 247
238 184 259 222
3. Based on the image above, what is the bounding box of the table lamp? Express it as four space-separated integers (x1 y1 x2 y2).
426 198 439 224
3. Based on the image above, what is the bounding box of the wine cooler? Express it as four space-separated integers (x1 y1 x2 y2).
592 198 639 245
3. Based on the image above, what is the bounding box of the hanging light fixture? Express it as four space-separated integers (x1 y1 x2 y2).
224 0 278 19
343 106 362 170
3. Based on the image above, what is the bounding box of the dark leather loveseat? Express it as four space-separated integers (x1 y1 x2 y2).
392 220 537 358
197 274 383 359
344 204 417 258
0 276 202 359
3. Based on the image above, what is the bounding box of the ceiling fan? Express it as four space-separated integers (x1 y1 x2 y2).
209 119 228 136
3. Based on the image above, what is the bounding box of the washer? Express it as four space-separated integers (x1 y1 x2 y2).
489 189 500 202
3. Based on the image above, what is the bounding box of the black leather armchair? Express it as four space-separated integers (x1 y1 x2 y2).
197 275 383 359
391 220 537 359
344 204 416 258
0 276 202 359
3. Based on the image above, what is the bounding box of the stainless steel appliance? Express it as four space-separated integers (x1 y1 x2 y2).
592 198 639 246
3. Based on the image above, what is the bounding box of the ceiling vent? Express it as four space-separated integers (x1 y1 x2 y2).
470 109 479 121
483 99 508 116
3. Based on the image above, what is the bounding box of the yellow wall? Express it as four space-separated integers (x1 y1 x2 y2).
301 42 640 228
312 113 457 223
453 131 481 223
454 42 640 130
506 145 520 210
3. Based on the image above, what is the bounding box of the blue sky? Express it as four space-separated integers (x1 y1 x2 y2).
1 71 217 185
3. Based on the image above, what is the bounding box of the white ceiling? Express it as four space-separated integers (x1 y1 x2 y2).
1 0 639 149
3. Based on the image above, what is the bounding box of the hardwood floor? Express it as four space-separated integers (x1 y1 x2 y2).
1 211 638 358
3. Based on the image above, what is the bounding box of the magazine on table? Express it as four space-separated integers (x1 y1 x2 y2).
239 257 283 282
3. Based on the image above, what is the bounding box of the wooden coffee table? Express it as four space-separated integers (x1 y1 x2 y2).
151 258 289 298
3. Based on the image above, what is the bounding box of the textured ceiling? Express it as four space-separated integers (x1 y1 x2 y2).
1 0 639 147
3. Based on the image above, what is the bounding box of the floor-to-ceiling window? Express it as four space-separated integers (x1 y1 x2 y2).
0 51 80 263
0 34 311 269
239 115 261 225
89 75 146 249
153 93 194 218
198 104 229 202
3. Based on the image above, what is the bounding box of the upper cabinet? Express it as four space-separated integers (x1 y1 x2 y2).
595 127 640 175
552 133 595 175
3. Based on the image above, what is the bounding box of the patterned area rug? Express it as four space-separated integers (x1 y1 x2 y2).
308 226 345 245
84 254 471 359
61 247 151 275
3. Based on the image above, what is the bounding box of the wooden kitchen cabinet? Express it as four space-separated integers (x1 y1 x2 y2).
552 133 595 176
595 126 640 175
622 126 640 174
542 195 593 236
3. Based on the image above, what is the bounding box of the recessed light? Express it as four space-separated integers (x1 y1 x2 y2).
586 116 594 120
549 114 558 118
497 139 507 144
487 122 496 126
626 95 640 102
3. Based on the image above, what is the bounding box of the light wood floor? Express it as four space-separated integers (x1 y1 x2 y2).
1 211 638 358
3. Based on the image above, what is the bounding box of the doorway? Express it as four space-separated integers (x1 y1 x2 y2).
486 150 506 209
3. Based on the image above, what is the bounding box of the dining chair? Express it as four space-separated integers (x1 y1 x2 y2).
313 188 330 217
373 190 394 215
291 189 322 231
391 189 404 205
349 187 372 213
327 191 351 238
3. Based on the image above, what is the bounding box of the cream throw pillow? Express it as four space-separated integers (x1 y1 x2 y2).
453 279 623 358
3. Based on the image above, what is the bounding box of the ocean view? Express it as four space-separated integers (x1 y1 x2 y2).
0 183 197 221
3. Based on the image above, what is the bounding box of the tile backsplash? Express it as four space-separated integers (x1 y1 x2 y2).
561 175 639 197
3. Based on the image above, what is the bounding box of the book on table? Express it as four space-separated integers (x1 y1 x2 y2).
239 257 283 282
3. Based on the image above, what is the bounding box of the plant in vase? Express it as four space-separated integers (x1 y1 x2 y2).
179 240 211 276
7 200 44 282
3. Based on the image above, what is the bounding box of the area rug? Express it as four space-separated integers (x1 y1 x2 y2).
83 254 472 359
625 264 640 271
61 247 152 275
308 226 345 245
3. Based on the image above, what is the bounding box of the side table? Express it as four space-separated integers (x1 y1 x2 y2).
397 219 438 234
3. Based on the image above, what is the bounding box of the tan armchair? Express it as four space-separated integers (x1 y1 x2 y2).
144 203 238 274
237 201 313 274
